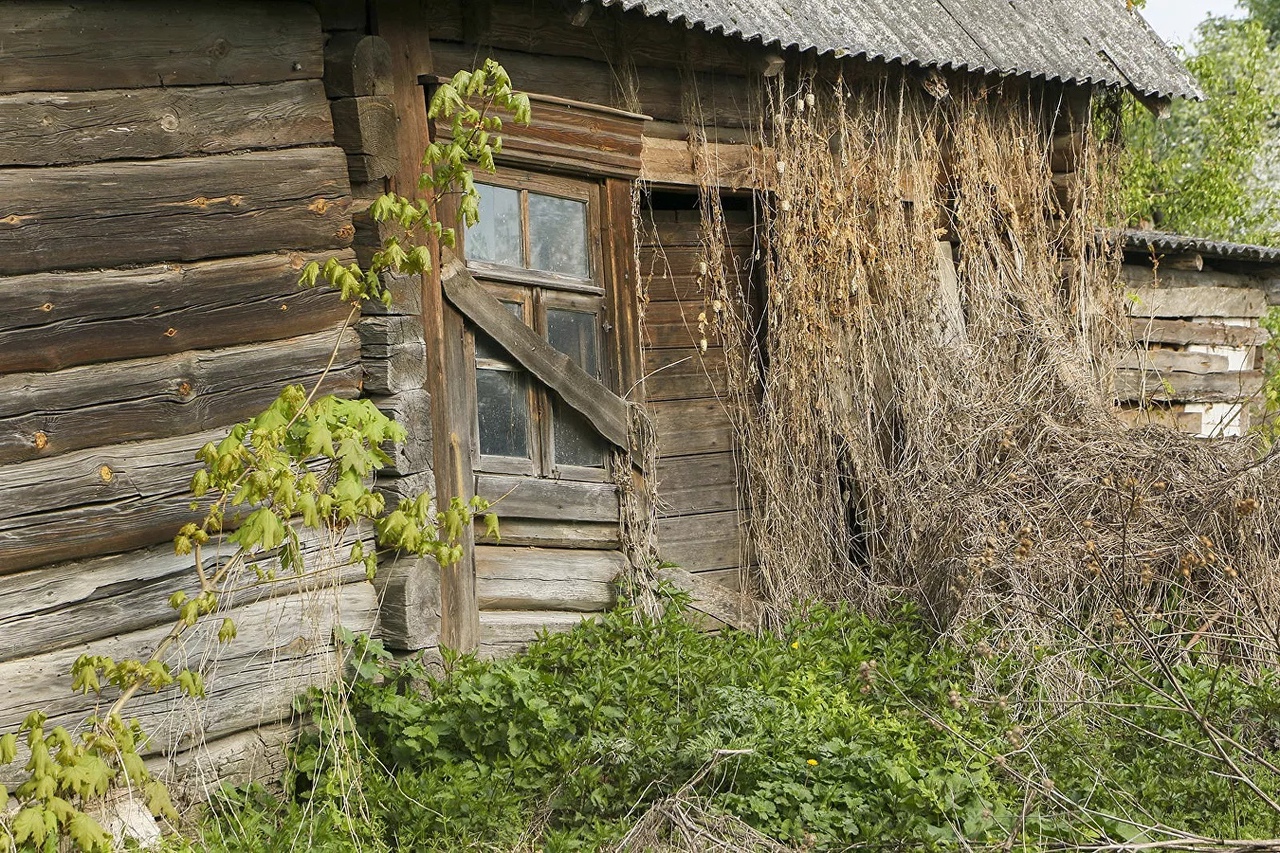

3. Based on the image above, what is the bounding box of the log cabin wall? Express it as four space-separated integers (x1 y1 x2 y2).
1119 246 1280 437
0 0 400 794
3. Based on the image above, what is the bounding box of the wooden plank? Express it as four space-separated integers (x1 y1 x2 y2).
1115 368 1265 403
0 429 229 574
369 388 433 476
1115 405 1204 434
476 473 620 524
643 300 711 350
0 250 353 374
0 330 360 465
0 80 333 166
477 517 620 549
0 526 371 664
655 453 740 516
650 399 735 457
653 565 764 632
1127 287 1266 319
0 149 354 276
1115 349 1232 376
604 178 645 401
475 545 623 611
656 509 746 573
640 135 765 189
644 355 730 402
1129 318 1269 348
0 583 379 783
0 1 324 94
441 255 631 447
479 609 594 646
155 722 294 800
331 95 400 182
323 33 394 98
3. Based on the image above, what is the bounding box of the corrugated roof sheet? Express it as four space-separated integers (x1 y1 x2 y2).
592 0 1201 100
1123 230 1280 265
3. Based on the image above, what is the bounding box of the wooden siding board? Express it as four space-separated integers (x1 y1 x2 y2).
650 398 735 457
0 148 353 276
656 509 745 572
655 453 740 516
476 474 620 524
1129 318 1270 348
0 1 325 94
1115 368 1265 403
0 330 360 465
1127 286 1266 319
0 80 334 166
475 545 623 611
0 250 354 374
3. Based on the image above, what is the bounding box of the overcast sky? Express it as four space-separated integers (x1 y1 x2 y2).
1139 0 1246 47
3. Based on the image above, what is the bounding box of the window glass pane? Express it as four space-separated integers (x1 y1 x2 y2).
476 368 530 458
554 402 606 468
546 308 600 378
528 193 588 277
475 301 524 362
467 184 522 267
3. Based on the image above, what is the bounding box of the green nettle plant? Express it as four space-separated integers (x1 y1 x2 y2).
0 60 528 853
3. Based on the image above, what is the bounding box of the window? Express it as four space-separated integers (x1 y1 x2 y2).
463 173 610 480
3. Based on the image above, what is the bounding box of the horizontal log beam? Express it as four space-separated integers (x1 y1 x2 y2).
0 330 360 465
476 473 619 524
0 1 324 94
0 80 333 166
1127 286 1266 319
0 148 353 275
475 545 623 611
1129 318 1269 348
1115 368 1265 403
0 250 354 374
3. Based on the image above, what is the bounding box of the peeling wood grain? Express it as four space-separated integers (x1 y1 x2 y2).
476 545 623 611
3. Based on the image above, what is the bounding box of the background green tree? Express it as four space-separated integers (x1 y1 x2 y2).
1122 6 1280 244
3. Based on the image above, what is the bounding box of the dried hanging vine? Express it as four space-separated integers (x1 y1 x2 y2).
691 70 1280 679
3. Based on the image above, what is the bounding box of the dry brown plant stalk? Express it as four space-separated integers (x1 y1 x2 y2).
690 71 1280 679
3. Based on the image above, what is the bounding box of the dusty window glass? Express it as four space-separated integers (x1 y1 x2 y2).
474 301 524 362
467 184 522 267
554 403 606 467
476 368 530 458
546 308 600 376
528 193 588 277
546 308 604 466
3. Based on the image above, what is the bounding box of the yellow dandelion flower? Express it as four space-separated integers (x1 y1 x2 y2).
807 759 819 766
791 641 799 649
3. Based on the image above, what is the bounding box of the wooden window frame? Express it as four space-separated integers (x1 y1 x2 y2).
456 168 613 483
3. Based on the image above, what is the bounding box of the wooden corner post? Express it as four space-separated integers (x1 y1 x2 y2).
372 0 480 652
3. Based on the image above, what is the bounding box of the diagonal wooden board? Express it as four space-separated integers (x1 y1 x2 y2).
440 252 631 448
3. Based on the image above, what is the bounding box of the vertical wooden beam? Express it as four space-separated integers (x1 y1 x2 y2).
603 178 644 403
372 0 479 651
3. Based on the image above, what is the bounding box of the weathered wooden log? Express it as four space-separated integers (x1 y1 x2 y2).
1129 318 1270 348
475 545 623 611
1116 350 1232 376
1126 287 1267 319
478 609 595 656
0 429 226 573
1120 265 1259 290
0 583 379 787
652 565 764 632
475 474 619 524
0 330 360 465
360 269 424 317
153 723 294 806
1115 368 1265 403
0 148 353 276
0 81 333 167
0 0 324 94
367 388 432 476
323 33 394 97
372 555 440 650
331 96 400 182
0 250 354 374
643 350 731 402
0 525 371 664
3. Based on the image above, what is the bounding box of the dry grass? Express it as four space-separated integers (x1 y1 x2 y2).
689 71 1280 678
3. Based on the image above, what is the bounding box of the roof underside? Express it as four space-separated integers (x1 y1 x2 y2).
592 0 1201 100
